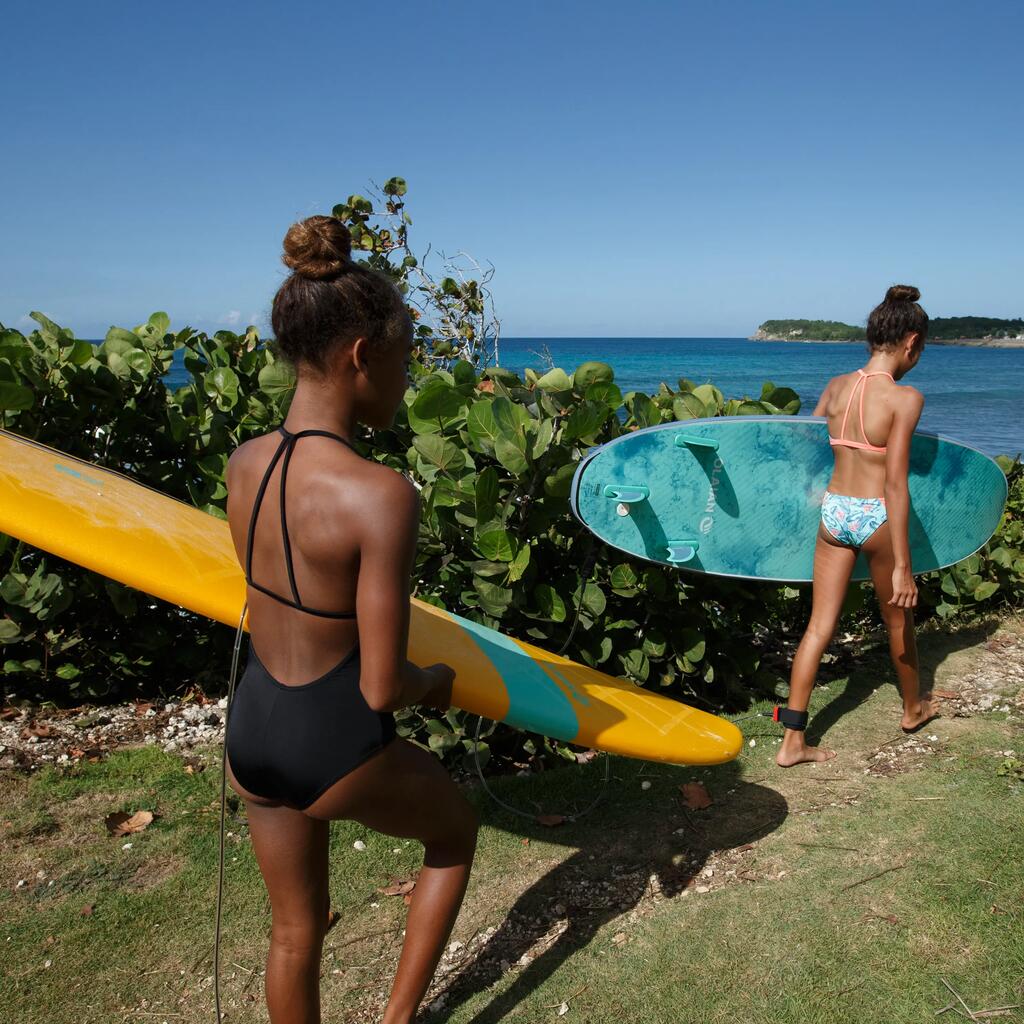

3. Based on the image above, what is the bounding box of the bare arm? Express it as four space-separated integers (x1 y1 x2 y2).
884 388 925 606
353 470 452 713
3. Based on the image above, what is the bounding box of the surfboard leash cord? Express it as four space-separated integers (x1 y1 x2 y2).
214 602 247 1024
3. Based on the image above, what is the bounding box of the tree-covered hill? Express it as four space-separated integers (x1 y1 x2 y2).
753 316 1024 342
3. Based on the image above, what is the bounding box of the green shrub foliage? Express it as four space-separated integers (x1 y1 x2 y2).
1 181 1022 770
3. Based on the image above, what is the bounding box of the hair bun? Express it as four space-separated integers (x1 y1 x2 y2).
885 284 921 303
282 216 353 280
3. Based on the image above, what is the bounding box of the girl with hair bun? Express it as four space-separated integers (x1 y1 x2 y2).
777 284 935 767
223 215 478 1023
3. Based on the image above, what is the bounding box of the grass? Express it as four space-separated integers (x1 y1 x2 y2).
2 617 1022 1024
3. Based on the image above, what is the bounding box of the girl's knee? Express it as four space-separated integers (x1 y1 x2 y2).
271 918 327 958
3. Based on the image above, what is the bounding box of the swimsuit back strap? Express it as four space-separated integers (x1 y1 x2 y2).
244 432 291 583
244 426 358 618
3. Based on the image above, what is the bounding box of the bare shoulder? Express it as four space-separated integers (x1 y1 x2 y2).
891 383 925 413
226 434 275 489
317 456 420 544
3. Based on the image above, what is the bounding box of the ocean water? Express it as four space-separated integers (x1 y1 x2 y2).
163 338 1024 457
498 338 1024 458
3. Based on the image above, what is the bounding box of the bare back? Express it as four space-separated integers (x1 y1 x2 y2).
226 432 371 685
817 371 921 498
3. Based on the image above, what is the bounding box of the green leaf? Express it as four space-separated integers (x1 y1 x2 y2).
0 619 21 641
56 663 81 680
453 360 476 386
581 582 606 617
973 580 999 601
30 312 60 344
411 379 466 422
477 528 517 562
620 648 650 682
148 311 171 336
103 327 143 354
0 382 34 411
473 578 513 617
258 361 296 401
507 543 531 583
474 466 500 525
413 434 466 475
544 462 576 498
626 392 661 428
610 563 639 595
585 381 622 410
682 629 706 662
534 368 572 392
66 339 95 366
466 400 500 453
692 383 723 414
123 349 154 378
673 392 705 420
533 583 566 622
204 366 240 410
574 361 614 389
563 401 607 441
736 400 769 415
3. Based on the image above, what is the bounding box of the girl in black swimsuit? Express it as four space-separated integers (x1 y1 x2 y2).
224 215 478 1024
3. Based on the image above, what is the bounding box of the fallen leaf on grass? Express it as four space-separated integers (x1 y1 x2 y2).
104 810 155 836
80 905 94 917
521 838 530 846
536 814 566 827
678 782 712 810
557 1001 569 1016
377 879 417 897
611 931 627 945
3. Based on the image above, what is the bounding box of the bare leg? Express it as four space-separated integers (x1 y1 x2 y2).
306 739 478 1024
244 802 331 1024
777 526 857 767
861 522 933 731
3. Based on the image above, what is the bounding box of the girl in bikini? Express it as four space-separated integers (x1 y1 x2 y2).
777 284 935 767
224 215 478 1022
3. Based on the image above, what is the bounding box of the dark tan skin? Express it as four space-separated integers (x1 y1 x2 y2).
224 322 478 1024
779 331 935 768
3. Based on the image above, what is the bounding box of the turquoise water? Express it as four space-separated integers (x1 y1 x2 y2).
498 338 1024 458
163 338 1024 457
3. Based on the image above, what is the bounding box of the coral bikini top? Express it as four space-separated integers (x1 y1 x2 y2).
828 369 894 455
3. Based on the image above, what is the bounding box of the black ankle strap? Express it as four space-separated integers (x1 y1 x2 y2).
773 706 808 731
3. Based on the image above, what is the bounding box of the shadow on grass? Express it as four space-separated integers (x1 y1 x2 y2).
425 757 787 1024
805 618 1003 747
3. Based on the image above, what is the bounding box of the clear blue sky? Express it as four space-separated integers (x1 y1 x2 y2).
2 0 1021 339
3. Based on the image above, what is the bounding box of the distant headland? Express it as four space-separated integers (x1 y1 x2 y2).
751 317 1024 347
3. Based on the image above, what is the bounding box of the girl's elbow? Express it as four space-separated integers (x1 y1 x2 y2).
361 678 401 713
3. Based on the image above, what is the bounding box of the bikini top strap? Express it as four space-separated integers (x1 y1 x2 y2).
837 370 865 442
856 370 895 444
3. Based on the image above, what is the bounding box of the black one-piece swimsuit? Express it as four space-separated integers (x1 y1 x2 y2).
226 427 396 810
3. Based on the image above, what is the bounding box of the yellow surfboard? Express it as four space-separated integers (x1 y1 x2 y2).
0 430 741 765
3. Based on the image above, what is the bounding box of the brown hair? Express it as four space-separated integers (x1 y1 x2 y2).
866 284 929 350
270 215 408 372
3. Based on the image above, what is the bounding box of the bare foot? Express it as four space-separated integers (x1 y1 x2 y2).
776 742 837 767
901 699 937 734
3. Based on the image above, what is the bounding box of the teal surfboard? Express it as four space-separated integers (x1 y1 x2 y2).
571 417 1007 582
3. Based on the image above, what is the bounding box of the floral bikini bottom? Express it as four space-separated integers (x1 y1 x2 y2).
820 491 888 548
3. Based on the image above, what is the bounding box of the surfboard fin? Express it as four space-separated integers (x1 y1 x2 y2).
674 434 720 451
602 484 649 504
665 540 700 564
